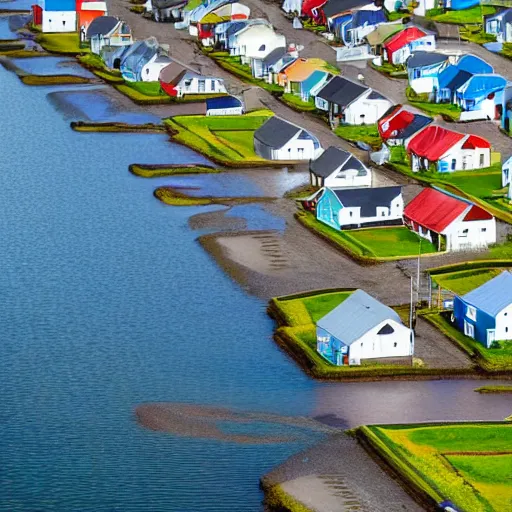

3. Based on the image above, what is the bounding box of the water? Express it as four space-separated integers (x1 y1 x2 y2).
11 56 95 77
0 16 18 39
1 64 511 512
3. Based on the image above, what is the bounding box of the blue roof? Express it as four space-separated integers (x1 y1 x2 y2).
352 9 386 28
206 95 242 109
44 0 75 10
317 289 403 346
438 65 472 91
449 0 479 9
457 54 493 75
399 113 432 139
457 74 507 99
462 271 512 317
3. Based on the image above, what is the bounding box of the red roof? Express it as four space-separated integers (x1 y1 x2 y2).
462 134 491 149
378 105 414 140
404 188 469 233
302 0 326 18
463 205 493 222
407 125 464 161
384 27 427 59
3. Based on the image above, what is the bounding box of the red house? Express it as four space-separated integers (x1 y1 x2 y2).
77 0 107 34
32 3 43 25
383 26 434 65
377 104 432 145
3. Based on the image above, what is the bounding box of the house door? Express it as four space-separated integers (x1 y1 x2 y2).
487 329 496 346
464 320 475 338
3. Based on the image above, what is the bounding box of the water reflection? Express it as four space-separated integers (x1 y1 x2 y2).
11 56 95 77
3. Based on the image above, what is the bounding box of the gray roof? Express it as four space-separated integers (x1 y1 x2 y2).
262 47 287 66
333 186 401 217
254 117 302 149
86 16 119 38
310 146 350 177
462 271 512 317
317 76 367 106
407 51 448 69
317 289 402 346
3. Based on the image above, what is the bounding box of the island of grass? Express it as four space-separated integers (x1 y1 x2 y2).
77 53 125 84
474 385 512 393
164 110 292 167
129 163 220 178
21 74 92 85
154 186 272 206
421 310 512 372
296 210 437 263
70 121 165 133
268 289 466 380
370 60 408 79
426 5 495 24
405 87 461 121
357 422 512 512
35 32 88 55
334 123 382 149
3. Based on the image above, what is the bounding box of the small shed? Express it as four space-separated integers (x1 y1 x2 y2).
403 187 496 252
316 289 414 366
365 22 403 55
453 271 512 347
253 116 322 160
309 146 371 188
316 185 403 230
206 95 244 116
407 51 448 94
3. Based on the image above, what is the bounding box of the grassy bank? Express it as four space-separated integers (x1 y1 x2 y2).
35 32 87 55
70 121 164 133
421 311 512 372
370 60 407 79
474 385 512 393
427 5 495 24
280 93 317 112
358 422 512 512
129 164 220 178
154 186 272 206
262 483 312 512
334 123 381 148
296 210 437 263
115 83 171 104
20 74 92 85
77 53 125 84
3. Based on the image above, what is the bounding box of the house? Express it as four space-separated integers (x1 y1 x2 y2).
403 187 496 252
141 52 172 82
453 271 512 348
86 16 132 55
485 8 512 43
316 289 414 366
197 3 250 46
315 75 392 125
206 95 244 116
340 8 387 46
383 26 435 65
101 43 131 69
225 19 271 51
316 186 403 229
232 24 286 66
454 74 507 121
319 0 375 28
120 38 160 82
159 64 227 97
444 0 480 10
309 146 371 188
253 46 287 80
406 125 491 173
77 0 107 37
377 104 432 146
301 0 326 21
413 0 435 17
184 0 232 33
267 51 297 84
503 155 512 188
277 58 332 101
253 116 322 160
150 0 188 22
365 22 403 56
34 0 77 33
407 52 449 94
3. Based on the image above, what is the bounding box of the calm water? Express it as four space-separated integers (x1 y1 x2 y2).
1 64 511 511
12 56 95 77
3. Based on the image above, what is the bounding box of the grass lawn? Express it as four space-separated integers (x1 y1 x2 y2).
421 311 512 371
439 169 503 198
281 93 317 112
296 211 437 262
408 99 461 121
461 25 497 44
432 268 506 295
163 111 273 166
474 385 512 393
427 5 495 24
370 60 408 78
115 83 171 104
334 123 382 148
35 32 87 54
360 422 512 512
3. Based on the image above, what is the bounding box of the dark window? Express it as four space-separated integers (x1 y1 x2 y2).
377 324 395 335
393 342 397 347
258 44 266 51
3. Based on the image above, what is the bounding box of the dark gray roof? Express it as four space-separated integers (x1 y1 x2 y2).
151 0 187 9
322 0 374 18
462 271 512 317
317 289 403 346
310 146 350 177
367 90 388 100
254 117 302 149
445 69 472 91
86 16 119 38
262 47 287 66
333 186 402 217
317 76 367 106
399 114 432 140
407 51 448 69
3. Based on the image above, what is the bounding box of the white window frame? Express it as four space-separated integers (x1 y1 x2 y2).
466 305 476 321
464 320 475 338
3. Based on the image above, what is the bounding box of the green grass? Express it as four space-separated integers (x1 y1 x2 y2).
405 87 461 121
154 186 270 206
183 0 203 11
370 60 408 78
500 42 512 60
361 422 512 512
422 312 512 371
70 121 164 133
281 93 317 112
263 484 313 512
427 5 495 24
474 385 512 393
20 74 91 85
115 83 171 104
35 32 87 54
129 164 220 178
432 268 506 295
334 123 381 148
461 26 497 44
163 111 274 166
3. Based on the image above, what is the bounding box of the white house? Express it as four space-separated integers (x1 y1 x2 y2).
253 116 322 161
316 186 404 230
141 52 172 81
86 16 133 55
171 71 227 96
230 23 286 63
453 271 512 347
309 146 371 188
314 76 392 126
407 51 449 94
316 289 414 366
406 125 492 173
404 187 496 252
383 26 436 66
413 0 436 17
41 8 77 33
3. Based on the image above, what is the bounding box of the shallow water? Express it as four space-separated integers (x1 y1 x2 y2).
11 56 95 77
0 16 18 38
1 64 512 512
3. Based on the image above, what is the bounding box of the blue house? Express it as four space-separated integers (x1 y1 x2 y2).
407 51 449 95
453 271 512 348
316 186 403 230
120 38 159 82
316 289 413 366
485 8 512 43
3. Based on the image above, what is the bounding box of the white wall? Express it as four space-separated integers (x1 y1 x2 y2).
42 11 76 33
438 147 491 172
459 98 497 122
444 216 496 252
337 193 403 227
274 137 317 160
207 106 244 116
410 76 437 94
495 304 512 341
177 77 227 96
141 59 171 82
348 319 413 365
344 93 392 125
392 35 436 65
324 167 372 188
414 0 435 17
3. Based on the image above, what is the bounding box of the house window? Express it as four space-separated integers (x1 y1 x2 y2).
507 327 509 333
451 158 456 171
198 79 205 93
505 312 508 316
466 305 477 321
460 229 469 237
393 342 397 347
258 44 266 52
349 211 353 217
211 80 216 91
361 342 363 347
413 69 421 79
479 154 484 167
381 211 386 217
184 79 192 88
481 228 487 232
